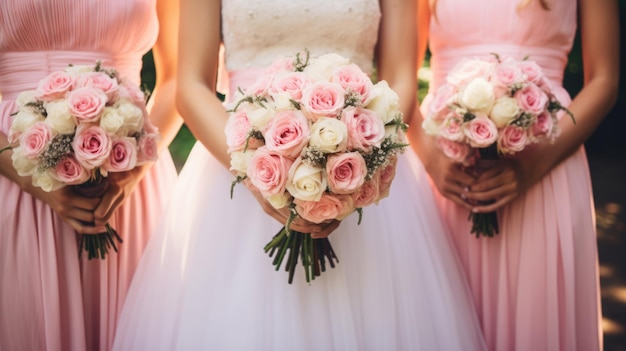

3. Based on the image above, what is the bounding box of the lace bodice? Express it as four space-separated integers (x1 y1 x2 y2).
221 0 381 74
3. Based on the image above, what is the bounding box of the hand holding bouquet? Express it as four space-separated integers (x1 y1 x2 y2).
422 54 573 237
226 51 408 284
1 62 159 259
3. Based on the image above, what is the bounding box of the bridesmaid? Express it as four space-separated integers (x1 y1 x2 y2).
0 0 181 350
410 0 619 350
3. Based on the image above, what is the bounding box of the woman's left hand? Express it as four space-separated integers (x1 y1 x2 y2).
93 165 149 226
463 158 528 213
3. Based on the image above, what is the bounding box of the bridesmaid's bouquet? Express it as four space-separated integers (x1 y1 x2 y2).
1 62 159 259
226 51 408 284
422 54 573 237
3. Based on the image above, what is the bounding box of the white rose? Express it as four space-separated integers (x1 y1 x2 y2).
100 107 125 134
11 147 39 176
229 149 256 176
304 53 350 82
460 77 495 112
421 117 441 136
65 64 94 77
32 170 64 192
10 109 44 135
286 160 327 202
490 97 521 128
446 59 493 87
15 90 37 108
246 105 275 130
309 117 348 153
114 99 145 134
267 192 292 209
271 92 295 111
365 81 401 124
45 100 75 134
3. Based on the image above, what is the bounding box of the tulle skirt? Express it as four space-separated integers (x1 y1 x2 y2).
113 142 487 351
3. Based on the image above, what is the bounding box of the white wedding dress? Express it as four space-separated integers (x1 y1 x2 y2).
113 1 486 350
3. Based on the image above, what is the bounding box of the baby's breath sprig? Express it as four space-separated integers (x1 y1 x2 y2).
94 60 118 80
294 50 311 72
344 90 362 108
362 145 388 180
301 146 326 169
509 82 525 95
244 130 265 152
511 113 534 128
230 175 247 199
25 101 47 117
37 134 73 171
387 112 408 133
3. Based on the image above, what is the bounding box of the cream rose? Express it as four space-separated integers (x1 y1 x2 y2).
490 97 521 128
100 107 125 134
309 117 348 153
267 192 292 210
247 104 276 130
45 100 76 134
286 158 327 202
15 90 37 108
9 109 45 142
421 117 441 136
460 78 495 112
304 53 350 82
365 81 401 124
114 99 145 134
11 147 39 176
32 170 64 192
229 150 256 176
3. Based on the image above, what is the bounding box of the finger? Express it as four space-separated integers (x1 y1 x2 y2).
65 219 106 235
471 194 517 213
68 196 102 211
446 167 477 188
94 194 124 226
474 164 506 181
470 171 516 193
310 220 341 238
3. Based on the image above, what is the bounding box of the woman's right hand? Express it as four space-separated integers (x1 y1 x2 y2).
248 187 341 238
28 185 104 234
423 150 477 211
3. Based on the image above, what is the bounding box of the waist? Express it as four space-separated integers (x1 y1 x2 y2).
0 50 143 100
430 44 568 91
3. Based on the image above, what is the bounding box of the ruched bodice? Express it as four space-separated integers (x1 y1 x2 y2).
0 0 157 55
428 0 577 90
221 0 380 75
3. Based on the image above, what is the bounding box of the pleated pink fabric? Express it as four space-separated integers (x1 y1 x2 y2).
421 1 602 350
0 1 177 351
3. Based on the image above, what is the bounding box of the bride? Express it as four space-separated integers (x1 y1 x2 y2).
113 0 487 349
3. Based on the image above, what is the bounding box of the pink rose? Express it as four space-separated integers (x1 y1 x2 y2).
353 177 380 208
118 83 147 105
439 115 464 141
247 147 294 198
446 59 494 87
334 194 356 220
377 156 397 201
331 63 375 105
326 151 367 194
263 110 310 158
19 121 54 159
103 136 138 172
35 71 74 101
498 125 528 155
437 137 473 164
294 194 345 223
518 60 544 84
137 133 160 164
72 125 112 169
341 107 386 151
429 83 457 118
463 115 498 148
246 73 275 97
515 83 549 115
67 87 108 123
52 155 90 185
301 82 345 121
491 62 524 97
270 72 310 101
74 71 119 102
225 109 261 152
264 56 295 75
531 111 555 140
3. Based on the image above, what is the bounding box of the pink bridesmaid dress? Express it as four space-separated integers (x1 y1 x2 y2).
421 0 602 350
0 1 177 350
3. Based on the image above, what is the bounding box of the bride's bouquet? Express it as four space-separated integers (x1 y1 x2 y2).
1 62 159 259
422 54 573 237
226 51 408 284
